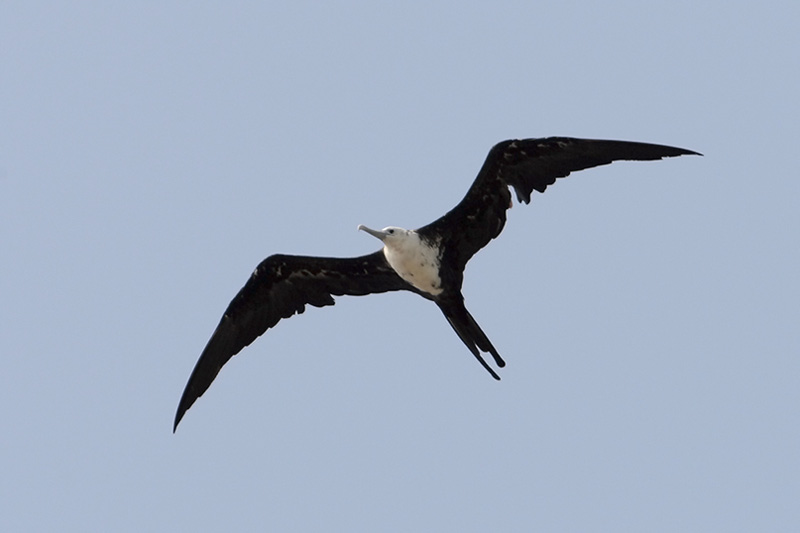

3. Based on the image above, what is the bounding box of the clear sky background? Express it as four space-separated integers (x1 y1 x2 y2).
2 1 798 531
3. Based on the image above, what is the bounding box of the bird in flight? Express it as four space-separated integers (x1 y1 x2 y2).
174 136 700 431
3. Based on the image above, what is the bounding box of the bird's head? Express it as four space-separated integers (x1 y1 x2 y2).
357 225 410 247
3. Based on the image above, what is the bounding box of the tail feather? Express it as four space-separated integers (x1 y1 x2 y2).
464 307 505 368
438 299 505 380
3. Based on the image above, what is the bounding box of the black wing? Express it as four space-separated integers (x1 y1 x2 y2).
418 137 700 272
174 251 410 431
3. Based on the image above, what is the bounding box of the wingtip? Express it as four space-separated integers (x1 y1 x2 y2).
173 404 188 433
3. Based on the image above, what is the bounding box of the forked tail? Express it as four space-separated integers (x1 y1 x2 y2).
437 298 506 380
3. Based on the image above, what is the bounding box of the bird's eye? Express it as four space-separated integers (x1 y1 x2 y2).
388 229 394 234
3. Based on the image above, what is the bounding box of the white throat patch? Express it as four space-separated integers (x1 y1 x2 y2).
382 231 443 295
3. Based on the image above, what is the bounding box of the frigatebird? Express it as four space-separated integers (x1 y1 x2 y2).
174 136 699 431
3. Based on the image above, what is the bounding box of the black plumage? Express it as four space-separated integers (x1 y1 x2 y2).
174 137 699 431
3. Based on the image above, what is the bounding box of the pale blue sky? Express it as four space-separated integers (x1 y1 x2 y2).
2 1 798 531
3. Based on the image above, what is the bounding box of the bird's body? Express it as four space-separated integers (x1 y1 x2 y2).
361 226 444 296
174 136 700 431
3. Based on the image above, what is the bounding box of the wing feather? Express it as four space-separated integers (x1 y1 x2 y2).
419 137 700 272
174 250 408 430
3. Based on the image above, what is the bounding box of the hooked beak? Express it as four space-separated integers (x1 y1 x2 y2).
357 224 387 241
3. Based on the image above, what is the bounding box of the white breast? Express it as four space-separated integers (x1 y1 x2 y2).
383 231 443 296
